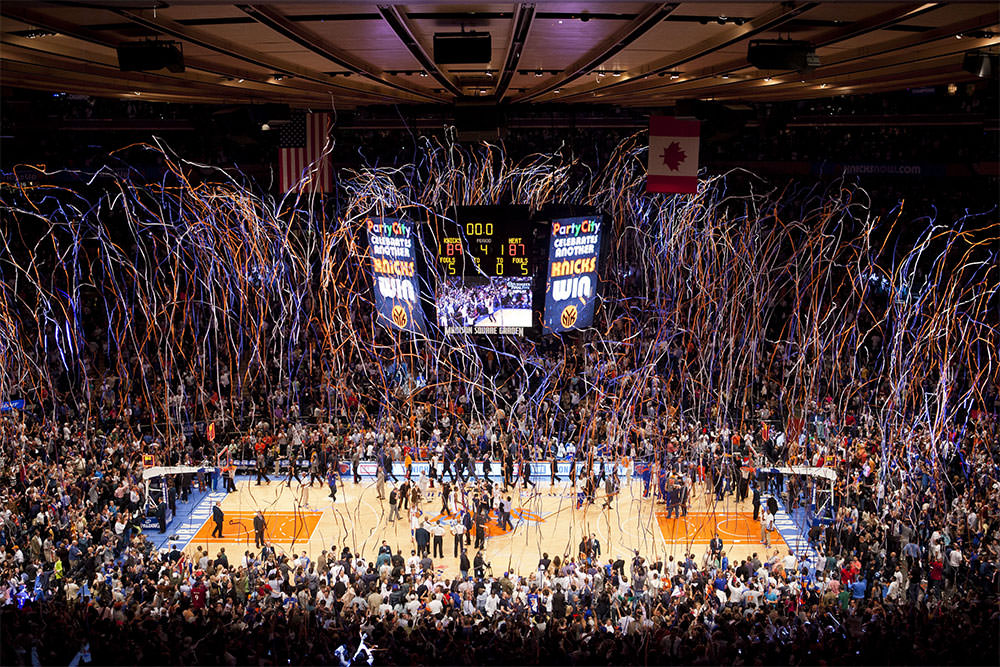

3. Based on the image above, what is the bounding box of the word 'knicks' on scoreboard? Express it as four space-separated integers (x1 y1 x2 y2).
435 206 534 335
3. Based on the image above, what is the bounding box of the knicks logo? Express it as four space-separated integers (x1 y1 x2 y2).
391 305 408 328
560 305 578 328
424 508 544 537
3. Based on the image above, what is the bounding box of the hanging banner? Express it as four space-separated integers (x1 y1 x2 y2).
543 216 603 333
646 116 700 194
366 217 426 334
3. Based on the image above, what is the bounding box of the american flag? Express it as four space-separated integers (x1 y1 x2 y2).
279 111 332 193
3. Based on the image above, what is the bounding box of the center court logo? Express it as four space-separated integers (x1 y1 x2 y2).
421 508 544 537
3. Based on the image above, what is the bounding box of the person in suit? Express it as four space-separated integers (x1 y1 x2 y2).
462 509 473 545
709 533 723 560
167 484 177 515
157 499 167 534
590 533 602 559
414 522 431 557
474 515 486 549
440 481 452 515
752 484 762 521
211 502 224 538
253 510 267 548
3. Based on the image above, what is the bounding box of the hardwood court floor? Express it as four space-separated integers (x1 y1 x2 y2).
185 476 789 575
190 510 322 546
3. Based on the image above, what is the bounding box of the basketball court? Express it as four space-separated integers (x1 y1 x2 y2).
180 475 791 574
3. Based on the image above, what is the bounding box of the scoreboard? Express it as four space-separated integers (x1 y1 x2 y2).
435 207 533 334
438 219 530 277
361 207 603 337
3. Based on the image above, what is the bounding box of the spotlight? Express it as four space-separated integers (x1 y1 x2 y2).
261 123 271 131
670 72 680 80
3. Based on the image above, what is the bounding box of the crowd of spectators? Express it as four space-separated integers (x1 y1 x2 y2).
2 379 998 665
1 84 997 665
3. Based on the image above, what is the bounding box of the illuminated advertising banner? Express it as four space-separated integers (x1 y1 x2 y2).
366 217 426 334
543 216 602 333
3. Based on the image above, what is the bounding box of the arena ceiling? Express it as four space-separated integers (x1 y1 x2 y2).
1 2 998 109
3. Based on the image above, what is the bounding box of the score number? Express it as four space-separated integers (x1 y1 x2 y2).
504 237 528 276
440 228 530 276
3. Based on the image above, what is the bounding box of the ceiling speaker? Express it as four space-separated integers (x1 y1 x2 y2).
747 40 818 71
962 51 997 78
117 41 185 73
434 32 492 65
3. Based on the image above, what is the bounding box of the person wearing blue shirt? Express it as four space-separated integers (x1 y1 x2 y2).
851 576 867 601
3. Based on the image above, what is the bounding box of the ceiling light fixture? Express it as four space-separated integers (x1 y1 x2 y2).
535 69 544 77
670 72 680 80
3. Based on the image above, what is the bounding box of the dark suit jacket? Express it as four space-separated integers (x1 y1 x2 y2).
253 514 266 532
213 505 224 524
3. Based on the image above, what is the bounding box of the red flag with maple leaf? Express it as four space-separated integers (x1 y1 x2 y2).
646 117 700 194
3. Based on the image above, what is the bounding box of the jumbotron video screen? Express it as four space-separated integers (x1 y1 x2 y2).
435 206 533 334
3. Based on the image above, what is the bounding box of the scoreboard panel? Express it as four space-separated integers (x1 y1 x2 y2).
435 207 533 334
438 220 530 278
